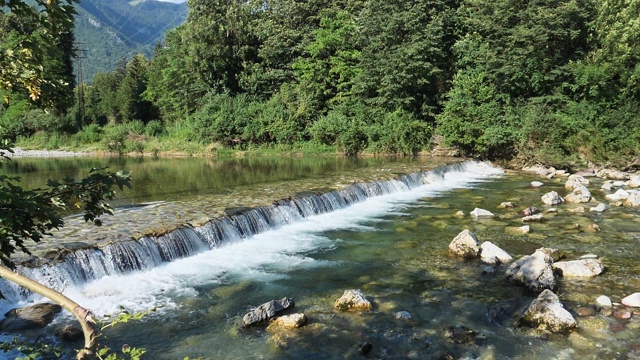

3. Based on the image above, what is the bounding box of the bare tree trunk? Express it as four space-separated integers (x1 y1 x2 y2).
0 266 98 360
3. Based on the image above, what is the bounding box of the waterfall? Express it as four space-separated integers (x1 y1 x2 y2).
0 161 501 302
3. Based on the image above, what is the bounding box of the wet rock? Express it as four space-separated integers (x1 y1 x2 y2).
443 325 480 345
55 324 83 342
596 295 612 308
522 213 546 222
553 259 604 277
335 289 372 311
505 248 555 291
601 181 613 191
574 306 596 317
519 289 576 332
394 311 412 321
613 309 632 320
609 322 626 332
564 185 592 203
541 191 563 205
601 308 614 316
482 265 496 275
454 210 465 217
605 189 630 202
358 342 373 355
574 169 596 177
568 206 585 213
531 181 544 188
470 208 494 218
629 176 640 188
480 241 513 265
242 297 294 327
0 303 62 332
271 313 307 328
448 229 481 259
497 201 515 208
565 175 590 190
590 203 606 212
622 293 640 307
626 193 640 207
521 206 538 216
587 224 601 232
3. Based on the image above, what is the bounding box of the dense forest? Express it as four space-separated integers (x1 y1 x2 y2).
2 0 639 168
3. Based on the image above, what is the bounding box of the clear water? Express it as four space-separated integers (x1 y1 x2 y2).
1 157 639 360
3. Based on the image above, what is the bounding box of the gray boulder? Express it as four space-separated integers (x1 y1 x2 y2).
0 303 62 332
448 229 481 259
519 289 576 332
243 297 294 327
505 248 555 291
541 191 563 205
553 259 604 277
480 241 513 265
334 289 372 311
565 175 589 190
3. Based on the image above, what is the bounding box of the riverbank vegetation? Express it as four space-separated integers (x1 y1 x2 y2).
2 0 639 168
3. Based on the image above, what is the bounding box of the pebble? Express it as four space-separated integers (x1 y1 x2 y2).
609 322 626 332
395 311 412 321
622 292 640 307
574 306 596 316
613 309 633 320
531 181 544 188
601 308 614 316
596 295 612 308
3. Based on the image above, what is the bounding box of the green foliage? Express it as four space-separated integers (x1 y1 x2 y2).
310 103 368 156
367 109 431 155
0 337 67 360
103 126 129 154
76 123 104 144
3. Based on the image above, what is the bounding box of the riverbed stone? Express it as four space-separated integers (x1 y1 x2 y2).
242 297 295 327
605 189 630 202
629 176 640 188
505 225 530 235
443 325 480 345
395 311 412 321
531 181 544 188
0 303 62 332
505 248 555 291
453 210 465 217
522 213 546 222
574 306 596 317
565 185 592 204
590 203 606 212
565 176 589 190
497 201 515 208
596 295 612 308
541 191 563 205
598 169 629 180
470 208 494 218
480 241 513 265
55 324 84 342
271 313 307 328
601 181 614 190
553 259 604 277
613 309 633 320
626 193 640 207
448 229 481 258
521 206 538 216
622 293 640 307
519 289 576 332
335 289 372 311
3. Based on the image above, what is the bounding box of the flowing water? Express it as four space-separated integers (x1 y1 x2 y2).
1 156 639 359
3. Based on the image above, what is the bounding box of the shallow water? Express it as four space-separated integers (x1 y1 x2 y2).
1 157 639 359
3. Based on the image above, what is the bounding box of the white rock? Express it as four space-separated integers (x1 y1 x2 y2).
613 180 626 187
622 293 640 307
273 313 307 328
625 193 640 207
564 185 592 203
480 241 513 265
596 295 612 308
394 311 412 320
597 169 629 180
334 289 372 311
590 203 606 212
519 225 531 234
497 201 515 208
454 210 465 217
580 254 599 259
531 181 544 188
555 170 568 176
629 176 640 188
520 289 576 333
448 229 481 258
470 208 494 218
542 191 564 205
565 176 589 190
601 181 613 191
553 259 604 277
505 248 555 291
605 189 630 202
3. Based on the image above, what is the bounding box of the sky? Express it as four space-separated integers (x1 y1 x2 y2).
157 0 187 3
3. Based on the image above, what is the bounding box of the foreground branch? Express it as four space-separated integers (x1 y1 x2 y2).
0 266 98 360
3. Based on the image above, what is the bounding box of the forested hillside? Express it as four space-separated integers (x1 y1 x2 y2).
74 0 187 82
4 0 640 168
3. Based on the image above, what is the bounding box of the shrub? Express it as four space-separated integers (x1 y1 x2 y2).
367 109 431 155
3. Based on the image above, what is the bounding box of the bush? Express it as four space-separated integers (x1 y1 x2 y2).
367 109 431 155
76 124 104 144
145 120 164 137
310 110 367 156
103 125 129 154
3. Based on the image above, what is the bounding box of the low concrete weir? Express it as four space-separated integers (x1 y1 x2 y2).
0 161 502 302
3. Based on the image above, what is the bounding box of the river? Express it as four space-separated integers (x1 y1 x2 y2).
0 156 638 359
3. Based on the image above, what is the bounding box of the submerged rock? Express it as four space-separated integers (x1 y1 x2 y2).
522 213 546 222
531 181 544 188
622 293 640 307
335 289 372 311
626 193 640 207
497 201 515 208
470 208 494 218
541 191 563 205
394 311 412 321
242 297 294 327
448 229 481 259
0 303 62 332
505 248 555 291
590 203 606 212
519 289 576 332
564 185 592 203
596 295 612 308
55 324 83 342
480 241 513 265
553 259 604 277
271 313 307 328
443 325 481 345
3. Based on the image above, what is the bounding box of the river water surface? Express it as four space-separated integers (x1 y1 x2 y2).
1 156 639 359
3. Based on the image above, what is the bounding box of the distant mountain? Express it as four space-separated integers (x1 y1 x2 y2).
74 0 188 83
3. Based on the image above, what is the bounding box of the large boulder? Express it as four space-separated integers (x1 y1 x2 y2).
622 293 640 307
0 303 62 332
625 193 640 207
448 229 481 259
334 289 372 311
553 259 604 277
518 289 576 332
505 248 555 291
270 313 307 328
629 176 640 188
565 175 589 190
564 185 592 203
597 169 629 180
480 241 513 265
243 297 294 327
541 191 563 206
605 189 630 202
